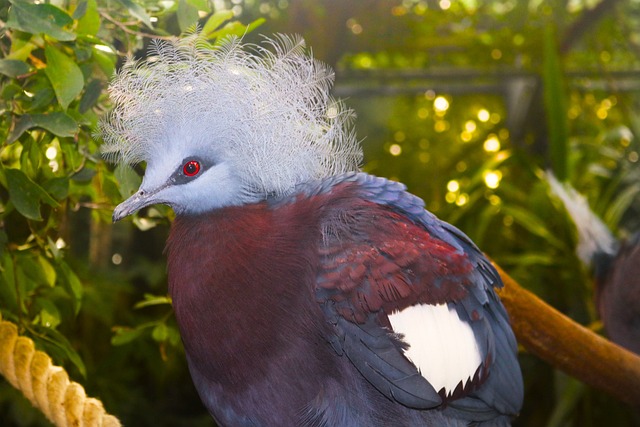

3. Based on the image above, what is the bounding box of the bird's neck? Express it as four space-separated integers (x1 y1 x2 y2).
166 200 324 383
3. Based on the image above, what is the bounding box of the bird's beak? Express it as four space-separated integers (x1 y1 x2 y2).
113 188 159 222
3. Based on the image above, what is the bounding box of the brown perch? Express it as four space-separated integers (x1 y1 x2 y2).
493 262 640 408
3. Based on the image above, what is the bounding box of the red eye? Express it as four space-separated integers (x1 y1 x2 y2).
183 160 201 177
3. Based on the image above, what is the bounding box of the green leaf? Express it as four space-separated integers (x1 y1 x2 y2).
40 257 57 287
35 298 61 328
44 44 84 110
15 255 39 296
115 163 142 199
502 205 566 250
34 326 87 378
92 46 116 78
0 59 29 77
25 137 42 175
29 87 55 110
134 294 172 309
114 0 153 28
32 112 78 137
167 326 181 346
543 25 569 181
1 82 22 100
71 167 96 183
202 10 234 36
0 252 19 313
31 111 78 137
76 0 100 36
178 0 199 33
5 168 45 220
59 262 83 315
7 115 35 144
43 177 70 201
6 0 76 41
208 18 265 42
187 0 211 11
111 325 150 346
6 111 74 143
151 323 168 342
546 374 585 427
79 79 102 113
603 183 640 229
72 0 88 19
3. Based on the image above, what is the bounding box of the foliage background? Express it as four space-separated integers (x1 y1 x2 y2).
1 0 639 426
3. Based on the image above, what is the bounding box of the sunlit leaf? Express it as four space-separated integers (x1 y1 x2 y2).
7 38 37 62
152 323 168 342
202 10 234 36
44 44 84 110
76 0 101 36
37 256 56 287
208 18 265 42
6 0 76 41
187 0 211 11
134 294 172 309
91 46 116 78
35 299 62 328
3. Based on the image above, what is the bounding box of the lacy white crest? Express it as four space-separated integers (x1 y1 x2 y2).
99 34 362 198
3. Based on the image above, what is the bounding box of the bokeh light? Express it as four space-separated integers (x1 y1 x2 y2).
483 134 501 152
483 170 502 189
434 96 450 114
477 109 490 122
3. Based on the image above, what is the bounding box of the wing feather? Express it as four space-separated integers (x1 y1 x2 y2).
311 173 522 418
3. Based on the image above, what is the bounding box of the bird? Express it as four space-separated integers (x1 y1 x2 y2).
101 34 523 426
547 173 640 355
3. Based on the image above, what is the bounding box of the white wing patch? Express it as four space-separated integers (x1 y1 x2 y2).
388 303 482 394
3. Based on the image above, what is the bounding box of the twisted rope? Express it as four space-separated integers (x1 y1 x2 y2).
0 314 122 427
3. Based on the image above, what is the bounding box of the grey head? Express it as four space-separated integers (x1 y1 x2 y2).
99 34 362 221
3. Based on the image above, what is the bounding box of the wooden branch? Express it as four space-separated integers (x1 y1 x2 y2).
493 262 640 407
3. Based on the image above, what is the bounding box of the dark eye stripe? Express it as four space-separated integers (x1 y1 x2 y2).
170 157 210 186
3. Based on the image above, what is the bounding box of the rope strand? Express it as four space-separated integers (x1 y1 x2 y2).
0 314 121 427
